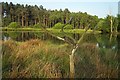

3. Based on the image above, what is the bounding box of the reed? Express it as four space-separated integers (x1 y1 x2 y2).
1 40 118 78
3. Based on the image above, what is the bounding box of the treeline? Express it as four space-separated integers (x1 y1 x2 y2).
1 2 120 32
1 2 99 29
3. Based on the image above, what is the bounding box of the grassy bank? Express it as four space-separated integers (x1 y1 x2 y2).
2 27 42 31
1 39 118 78
2 27 101 34
2 39 70 78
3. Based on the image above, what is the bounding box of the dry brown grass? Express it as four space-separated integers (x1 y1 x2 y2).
2 39 69 78
75 43 118 78
2 40 118 78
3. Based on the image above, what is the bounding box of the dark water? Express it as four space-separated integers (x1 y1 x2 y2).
2 31 119 49
2 31 120 78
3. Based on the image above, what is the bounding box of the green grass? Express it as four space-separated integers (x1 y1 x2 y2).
2 27 101 34
45 28 101 34
2 27 42 31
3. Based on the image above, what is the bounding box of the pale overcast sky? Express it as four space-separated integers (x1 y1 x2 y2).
1 0 119 18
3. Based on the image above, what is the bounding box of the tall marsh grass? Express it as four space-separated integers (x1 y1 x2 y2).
1 40 118 78
2 39 70 78
75 43 118 78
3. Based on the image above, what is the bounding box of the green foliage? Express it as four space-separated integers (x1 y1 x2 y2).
33 23 43 28
2 2 119 32
97 19 109 32
8 31 20 40
97 15 119 33
64 24 73 29
97 20 104 30
8 22 20 28
117 14 120 31
3 17 11 27
113 17 118 32
113 17 118 27
100 16 111 32
52 23 64 29
2 2 100 29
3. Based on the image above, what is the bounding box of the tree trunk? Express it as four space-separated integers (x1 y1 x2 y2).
22 15 24 27
12 16 14 22
74 21 76 29
110 33 113 42
110 17 113 33
69 54 75 78
115 26 117 33
35 19 37 25
10 14 12 22
18 15 20 23
25 15 28 26
26 19 28 26
78 21 80 29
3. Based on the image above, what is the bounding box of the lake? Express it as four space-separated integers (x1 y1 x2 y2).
2 31 119 78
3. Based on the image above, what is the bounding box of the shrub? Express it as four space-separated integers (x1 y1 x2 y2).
64 24 73 29
33 23 44 28
52 23 64 29
8 22 20 28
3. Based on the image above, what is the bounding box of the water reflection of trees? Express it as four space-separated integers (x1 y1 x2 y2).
96 34 118 50
95 34 118 58
3 31 66 44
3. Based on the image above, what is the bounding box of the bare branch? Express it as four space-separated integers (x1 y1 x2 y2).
41 18 90 56
71 24 90 55
41 28 76 46
41 28 65 42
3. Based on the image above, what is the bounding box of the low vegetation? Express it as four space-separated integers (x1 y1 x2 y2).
52 23 64 29
33 23 44 28
2 40 70 78
64 24 73 29
2 27 101 34
8 22 20 28
1 39 118 78
2 27 42 31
